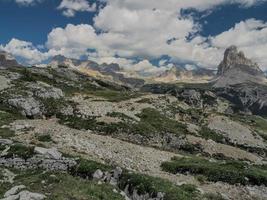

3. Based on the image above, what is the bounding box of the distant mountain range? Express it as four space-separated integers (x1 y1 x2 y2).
49 55 145 88
1 46 266 88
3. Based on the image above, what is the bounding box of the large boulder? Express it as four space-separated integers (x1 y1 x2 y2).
7 96 42 118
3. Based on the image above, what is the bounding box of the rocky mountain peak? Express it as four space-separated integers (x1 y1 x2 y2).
214 46 266 87
0 51 20 68
217 45 261 75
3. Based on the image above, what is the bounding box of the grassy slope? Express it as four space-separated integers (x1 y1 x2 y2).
161 157 267 186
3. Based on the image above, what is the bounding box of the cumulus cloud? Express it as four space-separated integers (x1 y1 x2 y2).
15 0 43 6
211 19 267 69
0 38 48 64
57 0 96 17
5 0 267 72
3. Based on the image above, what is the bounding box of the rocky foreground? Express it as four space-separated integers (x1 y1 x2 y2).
0 47 267 200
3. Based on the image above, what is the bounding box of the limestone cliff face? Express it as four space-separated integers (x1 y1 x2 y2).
0 51 20 68
214 46 266 87
217 45 261 76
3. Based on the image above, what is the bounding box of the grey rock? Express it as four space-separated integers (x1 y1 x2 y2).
0 51 20 68
17 190 46 200
93 169 104 180
4 185 26 197
214 46 266 87
27 83 64 99
113 167 122 180
0 139 13 145
34 147 62 160
7 97 42 118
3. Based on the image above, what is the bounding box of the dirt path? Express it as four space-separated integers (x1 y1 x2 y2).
11 119 265 200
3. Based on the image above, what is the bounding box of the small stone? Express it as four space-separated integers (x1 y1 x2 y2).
93 169 103 180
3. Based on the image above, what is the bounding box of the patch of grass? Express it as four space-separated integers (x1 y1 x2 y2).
58 115 97 131
161 157 267 186
107 112 134 121
119 172 199 200
230 114 267 140
202 193 226 200
0 110 23 138
59 108 188 137
70 158 112 179
5 144 35 160
133 108 188 136
39 97 69 117
90 90 142 102
136 98 153 104
198 127 225 143
1 168 124 200
37 134 52 142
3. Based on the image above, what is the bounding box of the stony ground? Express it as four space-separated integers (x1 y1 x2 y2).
10 119 267 200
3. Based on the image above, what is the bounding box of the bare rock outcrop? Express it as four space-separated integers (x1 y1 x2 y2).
0 51 20 69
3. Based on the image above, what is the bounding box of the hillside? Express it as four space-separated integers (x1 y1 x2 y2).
0 47 266 200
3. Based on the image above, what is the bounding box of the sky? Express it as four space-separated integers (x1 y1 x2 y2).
0 0 267 74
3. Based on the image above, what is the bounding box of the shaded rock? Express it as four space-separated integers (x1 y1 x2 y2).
7 97 42 118
0 139 13 145
214 46 266 87
27 82 64 99
0 51 20 69
34 147 62 159
4 185 26 197
93 169 104 180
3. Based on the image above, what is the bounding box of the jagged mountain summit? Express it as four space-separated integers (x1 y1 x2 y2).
50 55 144 88
214 45 266 87
0 51 20 68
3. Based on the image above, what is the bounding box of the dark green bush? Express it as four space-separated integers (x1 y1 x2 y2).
37 134 52 142
6 144 35 159
70 158 111 179
161 157 267 186
118 172 199 200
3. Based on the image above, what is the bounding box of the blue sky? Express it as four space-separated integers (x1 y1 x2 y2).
1 0 267 72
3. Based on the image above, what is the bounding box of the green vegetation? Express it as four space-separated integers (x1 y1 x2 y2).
0 110 23 138
5 143 35 159
16 67 141 102
107 112 134 121
39 97 69 117
119 172 199 200
231 114 267 141
136 98 153 104
0 168 124 200
59 108 188 137
89 90 142 102
198 127 225 143
37 134 52 142
70 158 201 200
161 157 267 186
70 159 112 179
202 193 226 200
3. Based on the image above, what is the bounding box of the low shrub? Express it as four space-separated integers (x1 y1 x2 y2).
161 157 267 186
6 144 35 159
37 134 52 142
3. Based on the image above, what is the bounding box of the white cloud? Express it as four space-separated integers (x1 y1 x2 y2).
57 0 96 17
15 0 43 6
5 0 267 72
0 38 48 64
211 19 267 69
